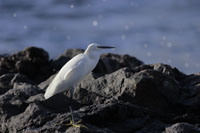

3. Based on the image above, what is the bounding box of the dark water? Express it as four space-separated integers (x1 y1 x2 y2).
0 0 200 74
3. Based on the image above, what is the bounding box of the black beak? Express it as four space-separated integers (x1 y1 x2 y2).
97 46 115 49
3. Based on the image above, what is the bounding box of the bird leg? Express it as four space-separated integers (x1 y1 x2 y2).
70 106 74 125
65 89 87 129
69 88 75 125
65 106 88 129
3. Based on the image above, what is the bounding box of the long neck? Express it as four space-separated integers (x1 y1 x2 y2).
84 50 100 73
84 47 92 55
84 49 100 63
84 47 99 57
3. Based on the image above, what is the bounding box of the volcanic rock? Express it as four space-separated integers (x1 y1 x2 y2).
164 123 200 133
0 47 200 133
74 65 186 114
0 47 53 83
93 53 143 75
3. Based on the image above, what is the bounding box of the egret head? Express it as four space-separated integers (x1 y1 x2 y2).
84 43 115 58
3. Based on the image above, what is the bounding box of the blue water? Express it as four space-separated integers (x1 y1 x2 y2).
0 0 200 74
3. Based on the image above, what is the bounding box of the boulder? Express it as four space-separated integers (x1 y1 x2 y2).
38 73 56 90
181 73 200 107
93 53 143 75
0 47 53 83
0 73 33 95
0 83 42 119
1 47 200 133
164 123 200 133
75 65 185 114
77 100 166 133
151 63 186 82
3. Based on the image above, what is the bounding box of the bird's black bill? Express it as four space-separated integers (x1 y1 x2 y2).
97 46 115 49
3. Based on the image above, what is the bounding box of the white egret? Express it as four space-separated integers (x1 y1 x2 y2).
44 43 115 127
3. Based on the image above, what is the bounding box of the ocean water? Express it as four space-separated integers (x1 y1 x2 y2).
0 0 200 74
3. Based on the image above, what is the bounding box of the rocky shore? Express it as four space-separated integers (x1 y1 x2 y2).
0 47 200 133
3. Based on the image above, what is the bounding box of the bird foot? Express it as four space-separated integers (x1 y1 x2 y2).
66 119 88 129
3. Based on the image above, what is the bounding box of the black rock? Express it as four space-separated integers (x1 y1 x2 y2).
164 123 200 133
74 65 185 114
0 73 33 95
0 47 53 83
38 73 56 90
0 47 200 132
0 83 41 118
76 100 166 133
93 53 143 75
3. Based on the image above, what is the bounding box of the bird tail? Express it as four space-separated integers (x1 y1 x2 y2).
44 79 58 99
44 89 53 99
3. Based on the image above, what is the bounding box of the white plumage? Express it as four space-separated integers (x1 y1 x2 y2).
44 43 114 99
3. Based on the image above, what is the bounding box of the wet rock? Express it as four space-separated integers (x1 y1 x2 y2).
164 123 200 133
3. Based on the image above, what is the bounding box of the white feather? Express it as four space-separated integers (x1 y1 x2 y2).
44 43 114 99
44 54 87 99
44 53 97 99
